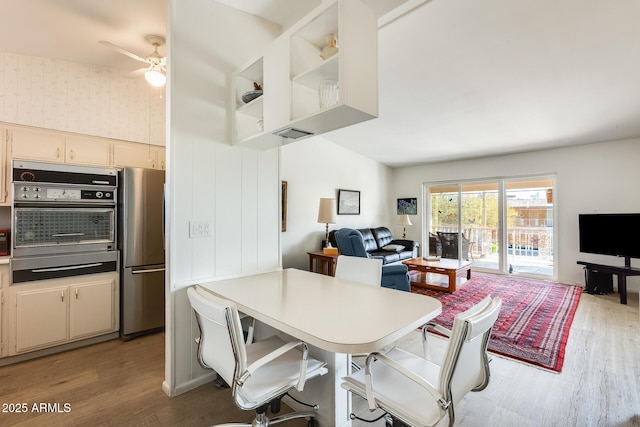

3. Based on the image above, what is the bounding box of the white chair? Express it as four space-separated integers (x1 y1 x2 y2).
187 286 328 427
342 296 502 427
334 255 382 286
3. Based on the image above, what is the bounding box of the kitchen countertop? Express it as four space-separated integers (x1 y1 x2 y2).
0 256 10 264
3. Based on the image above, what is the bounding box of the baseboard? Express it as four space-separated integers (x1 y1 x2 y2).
0 332 119 367
168 372 218 396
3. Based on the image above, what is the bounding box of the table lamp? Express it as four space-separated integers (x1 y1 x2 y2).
398 214 413 239
317 198 337 251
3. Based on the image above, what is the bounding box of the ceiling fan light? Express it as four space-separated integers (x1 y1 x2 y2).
145 67 166 87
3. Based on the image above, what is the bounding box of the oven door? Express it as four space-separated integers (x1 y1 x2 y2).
13 207 116 257
11 251 119 284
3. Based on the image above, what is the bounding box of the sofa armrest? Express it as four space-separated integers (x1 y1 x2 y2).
390 239 419 257
381 264 411 292
390 239 419 249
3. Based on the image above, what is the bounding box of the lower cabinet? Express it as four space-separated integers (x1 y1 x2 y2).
0 263 9 357
8 272 119 355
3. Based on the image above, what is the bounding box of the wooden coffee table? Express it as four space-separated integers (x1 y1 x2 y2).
402 257 472 293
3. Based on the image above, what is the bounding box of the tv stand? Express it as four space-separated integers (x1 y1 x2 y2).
577 260 640 304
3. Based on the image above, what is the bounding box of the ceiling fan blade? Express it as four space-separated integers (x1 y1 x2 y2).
99 40 148 64
123 67 148 78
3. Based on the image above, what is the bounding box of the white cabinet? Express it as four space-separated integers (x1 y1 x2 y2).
65 136 112 167
8 272 118 355
233 0 378 149
7 125 164 170
0 263 9 357
69 279 116 339
9 127 65 162
0 130 8 205
14 285 68 353
113 142 164 170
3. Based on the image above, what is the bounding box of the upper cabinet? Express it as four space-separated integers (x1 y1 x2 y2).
9 128 65 163
113 142 164 170
6 126 166 171
233 0 378 150
65 136 112 167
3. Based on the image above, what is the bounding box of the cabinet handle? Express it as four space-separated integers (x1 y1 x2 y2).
75 288 79 299
70 149 75 160
61 291 64 302
56 148 60 158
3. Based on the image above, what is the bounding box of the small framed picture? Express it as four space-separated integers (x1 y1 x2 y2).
397 198 417 215
338 189 360 215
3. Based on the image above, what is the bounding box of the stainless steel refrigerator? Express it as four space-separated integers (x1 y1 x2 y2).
119 167 165 339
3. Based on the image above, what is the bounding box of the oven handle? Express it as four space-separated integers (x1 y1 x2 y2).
31 263 103 273
92 180 111 185
52 233 85 237
132 267 166 274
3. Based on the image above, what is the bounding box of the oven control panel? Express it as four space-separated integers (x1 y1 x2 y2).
15 185 114 202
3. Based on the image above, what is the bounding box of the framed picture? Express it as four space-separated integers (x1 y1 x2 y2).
338 189 360 215
281 181 288 232
397 197 417 215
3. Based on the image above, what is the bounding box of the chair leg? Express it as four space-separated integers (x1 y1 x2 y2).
214 409 317 427
266 410 317 426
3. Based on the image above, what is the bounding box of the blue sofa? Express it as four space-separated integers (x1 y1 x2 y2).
329 226 419 264
333 228 412 292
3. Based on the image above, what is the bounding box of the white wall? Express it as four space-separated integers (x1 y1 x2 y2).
280 136 393 270
391 138 640 290
165 0 282 395
0 52 165 145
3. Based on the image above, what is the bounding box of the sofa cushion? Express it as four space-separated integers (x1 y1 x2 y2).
381 244 405 252
372 227 394 249
358 228 379 252
370 250 401 264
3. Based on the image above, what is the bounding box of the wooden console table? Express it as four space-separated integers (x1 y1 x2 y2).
577 261 640 304
402 257 472 293
308 250 339 276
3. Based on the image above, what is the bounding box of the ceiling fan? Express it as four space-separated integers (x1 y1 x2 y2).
99 35 167 87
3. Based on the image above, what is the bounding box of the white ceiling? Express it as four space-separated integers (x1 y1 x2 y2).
2 0 639 167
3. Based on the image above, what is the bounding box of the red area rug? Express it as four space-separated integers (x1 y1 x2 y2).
411 272 582 372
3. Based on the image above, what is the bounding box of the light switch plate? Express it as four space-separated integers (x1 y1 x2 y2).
189 221 212 238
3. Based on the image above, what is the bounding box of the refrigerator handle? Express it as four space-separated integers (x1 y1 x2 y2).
132 267 166 274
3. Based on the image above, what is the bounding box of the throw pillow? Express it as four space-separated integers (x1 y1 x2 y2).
382 244 405 252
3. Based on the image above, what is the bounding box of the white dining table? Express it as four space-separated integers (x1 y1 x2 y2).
198 268 442 426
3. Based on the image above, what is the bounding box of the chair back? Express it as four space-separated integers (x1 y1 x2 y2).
334 228 369 258
439 296 502 406
187 286 247 388
335 255 382 286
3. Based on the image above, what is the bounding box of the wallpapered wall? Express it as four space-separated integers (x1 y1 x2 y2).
0 51 166 145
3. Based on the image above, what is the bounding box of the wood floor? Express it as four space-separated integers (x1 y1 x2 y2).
0 291 638 427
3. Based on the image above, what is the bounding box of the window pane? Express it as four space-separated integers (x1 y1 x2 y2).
505 178 554 276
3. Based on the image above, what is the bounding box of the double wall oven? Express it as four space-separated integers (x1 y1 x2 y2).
11 161 118 284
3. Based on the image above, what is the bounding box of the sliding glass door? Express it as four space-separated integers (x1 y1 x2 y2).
505 178 554 276
428 182 500 271
426 176 555 278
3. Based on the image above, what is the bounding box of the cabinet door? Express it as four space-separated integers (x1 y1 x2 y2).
112 142 157 169
65 136 112 167
14 286 68 353
0 265 7 357
69 276 116 339
155 147 166 170
9 128 65 162
0 130 7 204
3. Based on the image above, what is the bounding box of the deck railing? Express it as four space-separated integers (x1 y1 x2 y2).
432 226 553 260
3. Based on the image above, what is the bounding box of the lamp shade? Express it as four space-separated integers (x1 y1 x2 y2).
317 198 337 224
145 66 166 87
398 214 413 226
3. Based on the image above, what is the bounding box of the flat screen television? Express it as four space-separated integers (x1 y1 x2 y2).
579 213 640 265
